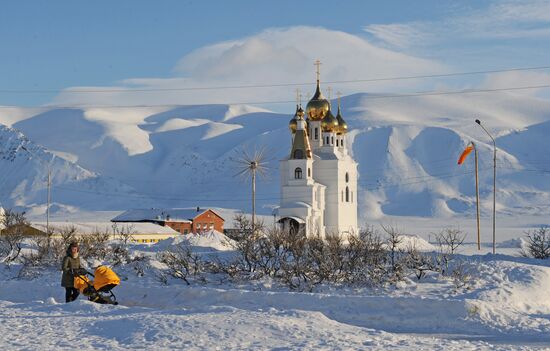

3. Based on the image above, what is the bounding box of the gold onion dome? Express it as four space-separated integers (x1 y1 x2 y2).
288 106 299 133
321 108 339 132
289 105 305 133
335 103 348 134
305 81 330 121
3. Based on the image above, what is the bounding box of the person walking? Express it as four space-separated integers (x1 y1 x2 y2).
61 241 81 302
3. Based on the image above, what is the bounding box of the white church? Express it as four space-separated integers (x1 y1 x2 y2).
276 64 358 237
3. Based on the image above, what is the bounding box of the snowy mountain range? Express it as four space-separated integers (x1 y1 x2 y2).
1 90 549 221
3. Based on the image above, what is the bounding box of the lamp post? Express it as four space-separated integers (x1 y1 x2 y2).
475 119 496 254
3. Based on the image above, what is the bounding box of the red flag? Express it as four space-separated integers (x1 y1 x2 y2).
457 144 474 165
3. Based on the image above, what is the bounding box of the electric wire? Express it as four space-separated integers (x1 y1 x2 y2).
1 65 550 94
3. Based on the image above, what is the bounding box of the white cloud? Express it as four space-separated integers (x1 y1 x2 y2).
364 0 550 48
480 71 550 96
52 26 447 111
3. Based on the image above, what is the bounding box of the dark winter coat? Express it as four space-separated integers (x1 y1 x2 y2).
61 253 81 288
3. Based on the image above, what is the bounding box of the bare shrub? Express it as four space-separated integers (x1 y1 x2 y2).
157 244 203 285
436 227 466 255
79 229 110 260
0 209 29 264
404 243 433 281
229 214 265 273
521 226 550 259
130 254 148 277
450 260 472 290
381 225 405 282
109 224 135 265
433 227 466 275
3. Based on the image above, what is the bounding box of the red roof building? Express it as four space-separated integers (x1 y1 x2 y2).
112 207 225 234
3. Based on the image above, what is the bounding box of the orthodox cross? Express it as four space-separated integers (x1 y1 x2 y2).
314 59 322 82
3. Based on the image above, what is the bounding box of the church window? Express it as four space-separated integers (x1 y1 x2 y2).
308 168 311 177
336 139 339 147
294 167 302 179
315 128 319 140
346 186 350 202
345 172 349 183
294 149 304 159
326 136 329 145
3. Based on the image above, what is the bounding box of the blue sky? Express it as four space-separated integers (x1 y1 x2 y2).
1 0 549 108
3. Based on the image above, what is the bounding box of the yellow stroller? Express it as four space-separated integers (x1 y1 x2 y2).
74 266 120 305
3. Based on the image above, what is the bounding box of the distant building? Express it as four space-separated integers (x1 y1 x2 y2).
30 221 180 243
111 207 225 234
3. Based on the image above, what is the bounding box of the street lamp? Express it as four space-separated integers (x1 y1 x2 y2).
475 119 496 254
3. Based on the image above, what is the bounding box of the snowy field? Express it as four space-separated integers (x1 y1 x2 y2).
2 221 550 350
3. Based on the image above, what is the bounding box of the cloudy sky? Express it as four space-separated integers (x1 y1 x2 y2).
2 0 550 111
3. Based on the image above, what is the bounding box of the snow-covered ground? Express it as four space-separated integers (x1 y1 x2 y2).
2 230 550 350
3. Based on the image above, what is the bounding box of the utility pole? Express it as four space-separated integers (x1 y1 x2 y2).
473 142 481 251
47 168 51 235
251 161 256 232
475 119 497 254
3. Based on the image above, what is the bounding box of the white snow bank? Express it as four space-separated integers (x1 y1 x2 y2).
155 230 235 251
386 234 437 252
0 299 502 350
496 238 526 249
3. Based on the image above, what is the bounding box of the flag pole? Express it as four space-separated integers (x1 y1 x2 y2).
473 142 481 251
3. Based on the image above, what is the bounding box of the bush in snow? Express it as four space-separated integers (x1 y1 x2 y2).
0 209 29 264
108 224 135 266
157 244 204 285
521 226 550 259
434 227 466 275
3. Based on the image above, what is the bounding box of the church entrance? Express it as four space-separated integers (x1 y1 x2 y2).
277 217 305 235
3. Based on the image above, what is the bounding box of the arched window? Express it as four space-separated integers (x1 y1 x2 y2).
293 149 304 159
345 172 349 183
331 136 334 145
326 136 329 145
308 168 311 177
295 167 302 179
336 139 339 147
346 186 350 202
314 128 319 140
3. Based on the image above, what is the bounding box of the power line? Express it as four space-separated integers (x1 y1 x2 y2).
50 167 488 202
1 65 550 94
3 83 549 110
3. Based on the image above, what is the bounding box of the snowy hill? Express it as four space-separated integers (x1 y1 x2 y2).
0 125 150 216
0 91 549 221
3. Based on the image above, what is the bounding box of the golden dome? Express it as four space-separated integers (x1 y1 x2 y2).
321 108 339 133
305 81 330 121
335 103 348 134
297 105 305 118
289 105 299 133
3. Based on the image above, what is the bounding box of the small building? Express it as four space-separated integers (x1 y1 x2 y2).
31 221 180 243
111 207 225 235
